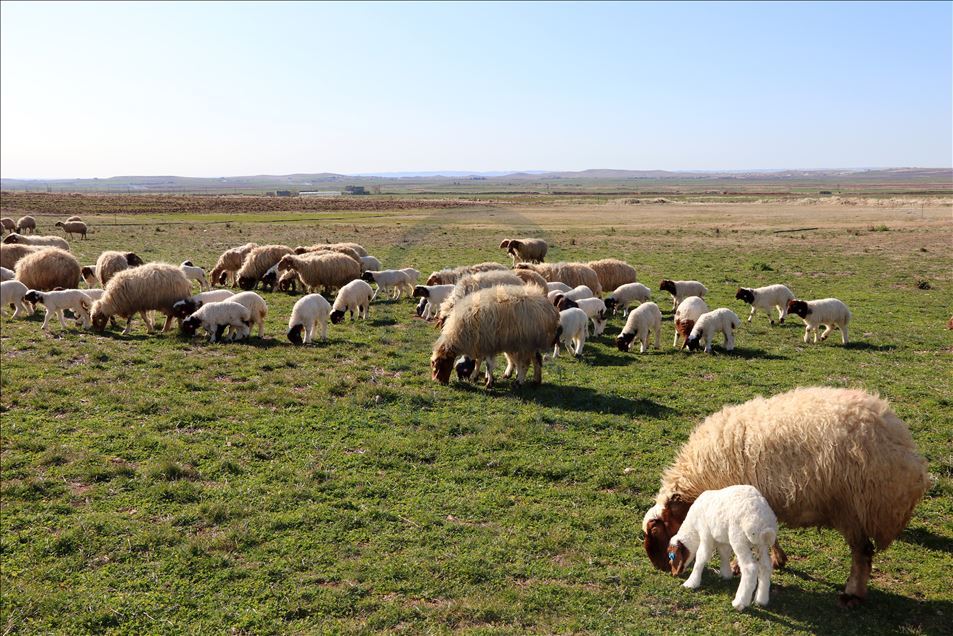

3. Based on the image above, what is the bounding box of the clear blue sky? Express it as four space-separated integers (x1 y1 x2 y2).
2 1 950 178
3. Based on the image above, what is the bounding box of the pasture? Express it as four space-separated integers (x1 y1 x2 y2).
1 195 951 634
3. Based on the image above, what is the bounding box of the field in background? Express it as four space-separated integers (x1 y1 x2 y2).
1 194 951 634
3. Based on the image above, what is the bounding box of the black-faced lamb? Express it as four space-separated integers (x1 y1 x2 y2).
359 255 382 272
659 279 708 311
735 284 795 325
287 293 332 344
685 308 740 353
616 301 663 353
23 289 94 330
330 279 373 323
412 284 455 321
553 295 607 335
546 285 594 304
90 262 192 334
94 251 145 286
554 307 589 358
180 261 209 291
181 300 252 342
227 291 268 338
361 269 415 300
786 298 851 344
604 282 652 317
171 289 236 320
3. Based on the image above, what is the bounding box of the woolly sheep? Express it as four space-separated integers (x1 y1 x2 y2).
287 293 332 344
514 262 602 295
14 248 81 291
23 289 94 330
436 270 528 325
227 291 268 338
210 242 258 287
736 285 795 325
361 269 415 300
545 281 572 294
1 280 33 318
643 387 929 606
15 216 36 234
512 268 549 290
666 485 778 611
3 233 70 251
686 308 741 353
171 289 236 319
553 307 589 358
94 251 145 286
54 220 88 240
499 238 548 264
277 269 301 293
236 245 294 290
413 284 455 321
90 262 192 334
0 244 42 270
659 279 708 311
66 216 82 222
588 258 637 292
294 244 363 263
359 255 382 272
78 288 105 302
786 298 851 345
673 296 709 348
330 279 373 324
180 261 210 291
604 282 652 317
0 266 14 282
554 295 608 335
0 218 15 234
425 262 508 285
547 285 594 304
278 252 361 294
181 301 252 342
616 301 663 353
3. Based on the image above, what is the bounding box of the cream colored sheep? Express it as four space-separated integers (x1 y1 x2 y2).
361 269 415 300
181 300 252 342
14 248 81 291
436 270 527 325
55 220 88 240
616 301 662 353
546 281 572 294
210 242 258 287
236 245 293 290
227 291 268 338
0 244 42 270
546 285 594 304
180 261 210 291
500 238 548 264
293 244 363 263
287 293 332 344
3 233 70 251
686 308 741 353
660 279 708 311
277 252 361 294
512 268 549 290
425 262 508 285
786 298 851 344
15 216 36 234
359 255 382 272
736 285 795 325
95 251 145 286
0 218 15 235
588 258 637 292
673 296 709 348
554 307 589 358
1 280 33 318
553 295 608 335
23 289 94 330
170 289 236 319
604 282 652 317
66 216 82 223
90 263 192 334
514 262 602 295
330 279 373 323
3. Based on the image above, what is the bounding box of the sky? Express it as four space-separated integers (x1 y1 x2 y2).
1 1 951 178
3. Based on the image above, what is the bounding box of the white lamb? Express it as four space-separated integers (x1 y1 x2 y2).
735 284 795 325
546 281 572 294
666 485 778 611
287 293 331 344
359 255 382 273
547 285 594 304
786 298 851 344
673 296 709 348
553 307 589 358
180 261 210 291
23 289 94 330
228 291 268 338
0 266 14 282
361 270 414 300
660 279 708 311
554 295 608 335
182 300 251 342
399 268 421 286
330 279 373 323
604 282 652 316
616 301 663 353
1 280 33 318
413 284 455 321
171 289 236 319
686 308 741 353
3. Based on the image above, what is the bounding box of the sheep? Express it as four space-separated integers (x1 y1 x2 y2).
236 245 294 290
3 233 70 251
399 268 421 286
277 252 361 294
66 216 82 222
685 308 741 353
666 485 778 611
499 238 548 264
554 295 608 335
659 279 708 311
359 255 382 272
514 262 602 295
259 263 282 292
0 218 15 235
0 244 42 271
546 285 594 304
588 258 637 292
512 268 549 290
643 387 930 606
330 279 373 323
361 269 415 300
786 298 851 344
545 281 572 294
78 288 105 302
413 284 455 320
89 263 192 335
210 242 258 287
227 291 268 338
294 244 362 263
94 251 145 286
81 266 98 287
54 220 88 240
23 289 94 330
0 266 14 282
180 261 210 291
431 284 560 387
277 269 302 293
616 301 663 352
15 216 36 234
436 271 528 325
673 296 710 348
736 285 795 325
554 307 589 358
170 289 236 320
287 293 332 344
1 280 33 318
14 248 81 292
425 262 508 285
181 300 252 342
604 282 652 317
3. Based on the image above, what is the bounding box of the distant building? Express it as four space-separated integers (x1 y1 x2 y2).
344 185 368 195
275 190 296 197
299 191 342 197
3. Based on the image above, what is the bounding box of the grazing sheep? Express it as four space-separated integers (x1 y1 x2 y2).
673 296 709 348
66 216 82 222
545 281 572 294
0 218 15 235
616 301 663 352
512 268 549 290
500 238 548 264
180 261 210 291
89 262 191 335
554 295 608 335
413 284 455 321
514 262 602 295
236 245 294 290
0 244 42 270
23 289 94 330
3 233 70 251
278 252 361 294
0 266 14 282
330 279 373 323
588 258 637 292
181 300 252 342
277 269 301 293
210 242 258 287
259 263 282 293
425 262 508 285
786 298 851 344
659 279 708 311
399 268 421 286
736 285 795 325
1 280 33 318
14 248 81 291
554 307 589 358
171 289 236 320
54 220 88 240
95 251 145 286
667 485 778 611
227 291 268 338
437 271 527 325
287 293 332 344
547 285 594 304
15 216 36 234
359 255 382 272
294 244 363 263
431 284 560 387
604 282 652 317
686 308 741 353
643 387 930 606
361 269 415 300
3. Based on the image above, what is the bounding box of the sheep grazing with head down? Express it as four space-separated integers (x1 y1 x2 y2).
588 258 637 292
361 269 415 300
14 248 81 291
330 279 373 324
426 262 508 286
616 301 663 353
660 279 708 311
23 289 94 330
553 295 608 335
413 284 455 321
3 233 70 251
170 289 235 320
54 220 88 240
90 263 192 334
210 242 258 287
15 216 36 234
0 218 15 235
736 284 795 325
287 293 332 344
499 238 548 264
181 300 252 342
685 308 741 353
436 270 529 326
1 280 33 318
277 269 301 293
673 296 709 348
236 245 294 290
94 251 145 287
786 298 851 345
604 282 652 317
226 291 268 338
514 262 602 295
278 252 361 294
553 307 589 358
643 387 930 606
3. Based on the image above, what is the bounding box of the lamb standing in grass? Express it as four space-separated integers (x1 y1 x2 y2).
616 301 663 353
1 280 33 318
412 284 455 321
660 279 708 311
23 289 94 330
361 269 415 300
786 298 851 344
673 296 709 348
553 307 589 358
181 301 252 342
330 279 373 324
736 285 795 325
287 293 332 344
227 291 268 338
604 282 652 317
665 485 778 611
553 295 608 335
686 308 741 353
181 261 210 291
170 289 236 320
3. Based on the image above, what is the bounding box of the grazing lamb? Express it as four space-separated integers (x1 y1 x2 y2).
399 268 421 286
643 387 929 606
554 295 608 335
359 255 382 273
227 291 268 338
180 261 210 291
659 279 708 311
0 266 14 282
170 289 236 320
14 248 81 291
604 282 652 317
546 285 594 304
90 263 192 334
54 220 88 240
666 485 778 611
673 296 709 348
330 279 373 324
786 298 851 344
515 262 602 295
181 301 252 342
0 218 15 234
426 262 508 286
736 285 795 325
499 238 548 264
23 289 94 330
3 233 70 251
553 307 589 358
685 308 741 353
0 244 42 270
277 269 301 293
94 251 145 286
616 301 663 353
210 242 258 287
15 216 36 234
1 280 33 318
287 293 332 344
587 258 637 292
413 284 455 321
361 269 415 300
236 245 294 290
278 252 361 294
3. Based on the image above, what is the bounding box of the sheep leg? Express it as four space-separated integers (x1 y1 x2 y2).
840 538 874 607
718 544 734 580
639 334 648 354
755 543 772 606
574 335 585 357
122 316 134 335
484 357 495 388
502 353 515 379
653 325 660 350
673 330 680 347
319 320 327 342
776 305 786 324
820 324 835 341
257 318 265 338
840 324 848 344
724 329 735 351
161 314 175 332
139 311 155 332
731 544 758 611
57 310 69 329
683 541 712 590
704 335 713 354
41 309 52 331
747 306 757 323
803 326 811 343
553 341 560 358
11 302 23 318
532 351 543 386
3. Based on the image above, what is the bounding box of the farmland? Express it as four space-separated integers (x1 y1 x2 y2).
1 193 951 634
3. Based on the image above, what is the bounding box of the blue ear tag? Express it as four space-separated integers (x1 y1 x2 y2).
668 553 675 561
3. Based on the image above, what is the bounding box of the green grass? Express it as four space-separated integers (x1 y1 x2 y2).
1 205 951 634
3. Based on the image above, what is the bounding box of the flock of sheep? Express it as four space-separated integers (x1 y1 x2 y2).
0 219 928 612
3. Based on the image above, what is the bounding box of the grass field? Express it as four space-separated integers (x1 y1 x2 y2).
1 196 951 634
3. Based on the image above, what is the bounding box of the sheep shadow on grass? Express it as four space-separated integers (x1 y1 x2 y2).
509 382 674 418
843 341 897 352
900 526 953 555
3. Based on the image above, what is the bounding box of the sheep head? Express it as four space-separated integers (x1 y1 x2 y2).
329 309 346 324
786 299 810 318
616 332 635 352
3 234 23 244
180 315 201 337
90 304 110 331
685 334 702 352
287 324 305 345
667 540 692 576
735 288 755 304
360 271 375 282
237 275 257 291
603 297 618 313
644 497 692 572
125 253 145 267
455 356 476 382
659 279 676 294
276 255 296 272
431 345 455 384
555 296 577 312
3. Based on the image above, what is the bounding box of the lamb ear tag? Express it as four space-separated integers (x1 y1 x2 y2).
668 553 675 561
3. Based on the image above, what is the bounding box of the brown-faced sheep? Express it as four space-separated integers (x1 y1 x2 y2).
426 262 509 286
236 245 293 290
3 233 70 251
0 243 42 270
90 263 192 334
55 220 88 239
0 218 15 234
209 242 258 287
95 251 145 286
642 386 929 607
15 216 36 234
500 238 548 264
276 252 361 294
588 258 637 292
514 262 602 295
14 247 81 291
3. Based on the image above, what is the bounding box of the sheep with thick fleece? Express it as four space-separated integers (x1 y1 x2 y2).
210 242 258 287
55 220 88 240
515 262 602 295
666 485 778 611
0 244 41 270
0 266 14 282
554 295 608 335
413 284 455 321
236 245 294 290
643 387 929 606
90 263 192 334
287 293 331 344
14 248 81 291
554 307 589 357
426 262 508 286
588 258 637 292
786 298 851 344
673 296 709 348
361 269 415 300
359 255 382 273
294 244 362 263
604 282 652 317
3 233 70 251
330 279 373 324
437 271 528 325
736 284 795 325
616 301 663 352
547 285 594 304
0 218 15 234
226 291 268 338
15 216 36 234
500 238 548 264
95 251 145 286
180 261 210 291
545 281 571 294
431 285 560 387
660 279 708 311
23 289 94 330
277 269 301 293
686 308 740 353
512 268 548 290
171 289 235 319
1 280 33 318
278 252 361 294
302 242 367 258
181 301 252 342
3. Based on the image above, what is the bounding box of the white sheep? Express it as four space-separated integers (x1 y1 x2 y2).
23 289 94 330
673 296 710 348
0 266 14 282
547 285 594 304
616 301 663 353
227 291 268 338
554 295 608 335
1 280 33 318
686 308 741 353
666 485 778 611
330 279 373 323
287 293 332 344
545 281 572 294
412 284 455 321
786 298 851 344
660 279 708 311
361 270 414 300
554 307 589 358
736 285 795 325
399 268 420 286
359 255 382 272
180 261 210 291
604 282 652 317
171 289 236 319
181 300 252 342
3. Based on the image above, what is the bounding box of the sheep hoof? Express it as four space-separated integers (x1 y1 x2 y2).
732 600 748 612
838 593 865 608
